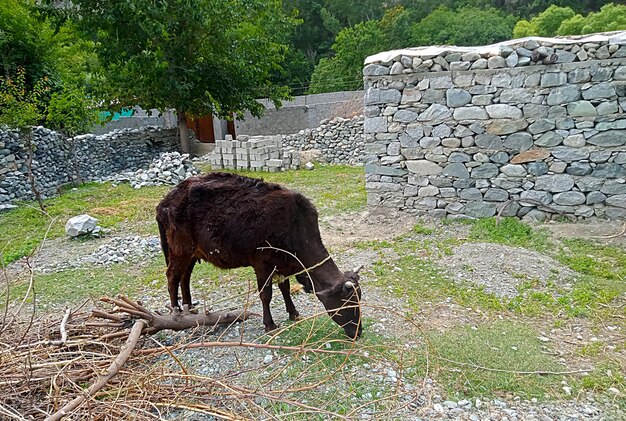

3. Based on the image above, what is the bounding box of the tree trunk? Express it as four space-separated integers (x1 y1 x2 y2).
177 111 191 154
25 131 46 212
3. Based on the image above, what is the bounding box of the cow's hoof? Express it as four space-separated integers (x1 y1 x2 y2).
182 304 198 315
289 312 301 321
264 323 278 333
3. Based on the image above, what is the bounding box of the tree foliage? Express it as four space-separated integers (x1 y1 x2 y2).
513 5 576 38
47 85 98 137
72 0 294 121
0 0 56 86
0 66 49 132
410 6 517 47
308 20 385 94
514 2 626 37
558 3 626 35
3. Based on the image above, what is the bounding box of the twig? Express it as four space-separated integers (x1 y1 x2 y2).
437 357 590 375
58 308 71 345
45 320 146 421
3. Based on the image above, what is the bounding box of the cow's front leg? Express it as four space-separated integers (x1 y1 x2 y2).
255 268 277 332
278 278 301 321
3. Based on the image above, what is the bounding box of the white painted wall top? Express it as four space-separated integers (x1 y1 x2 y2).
365 31 626 64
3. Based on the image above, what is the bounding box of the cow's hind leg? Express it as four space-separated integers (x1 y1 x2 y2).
278 279 301 321
254 267 278 332
180 258 197 313
166 255 194 312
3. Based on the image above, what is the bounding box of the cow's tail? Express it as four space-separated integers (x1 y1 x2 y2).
156 212 170 266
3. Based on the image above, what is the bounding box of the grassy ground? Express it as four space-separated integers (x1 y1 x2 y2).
2 165 625 412
0 165 365 266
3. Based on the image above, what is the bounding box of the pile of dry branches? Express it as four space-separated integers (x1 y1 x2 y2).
1 293 421 420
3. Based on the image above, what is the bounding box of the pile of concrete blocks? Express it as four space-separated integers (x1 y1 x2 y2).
210 135 301 172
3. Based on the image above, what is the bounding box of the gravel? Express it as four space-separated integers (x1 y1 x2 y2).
37 235 161 273
441 242 577 298
102 151 200 188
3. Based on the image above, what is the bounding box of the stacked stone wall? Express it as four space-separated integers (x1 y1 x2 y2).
363 33 626 220
0 126 178 204
209 135 301 172
282 116 364 164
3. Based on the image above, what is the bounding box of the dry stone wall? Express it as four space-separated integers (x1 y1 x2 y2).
0 126 177 205
363 32 626 221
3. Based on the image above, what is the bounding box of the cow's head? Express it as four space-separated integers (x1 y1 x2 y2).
316 265 363 339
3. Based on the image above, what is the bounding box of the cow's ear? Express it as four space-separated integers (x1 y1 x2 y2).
342 281 359 296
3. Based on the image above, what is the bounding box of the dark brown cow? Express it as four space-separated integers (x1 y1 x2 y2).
156 172 363 338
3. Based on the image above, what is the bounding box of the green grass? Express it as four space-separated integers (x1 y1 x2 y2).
225 164 366 214
0 183 169 265
427 321 564 399
468 217 550 250
365 235 506 313
0 165 365 266
257 317 407 418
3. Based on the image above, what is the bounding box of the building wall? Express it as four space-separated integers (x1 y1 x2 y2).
235 90 364 136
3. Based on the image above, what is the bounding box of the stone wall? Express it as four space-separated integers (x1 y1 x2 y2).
208 135 301 172
363 32 626 221
209 116 364 171
0 126 178 204
282 116 364 164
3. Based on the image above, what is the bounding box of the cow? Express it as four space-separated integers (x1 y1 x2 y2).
156 172 363 338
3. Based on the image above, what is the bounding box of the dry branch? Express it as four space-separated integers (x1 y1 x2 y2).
45 320 146 421
88 296 257 335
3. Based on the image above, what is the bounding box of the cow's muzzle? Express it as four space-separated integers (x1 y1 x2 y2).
344 323 362 339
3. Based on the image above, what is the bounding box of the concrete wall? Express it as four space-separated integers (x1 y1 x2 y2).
235 90 364 136
363 32 626 221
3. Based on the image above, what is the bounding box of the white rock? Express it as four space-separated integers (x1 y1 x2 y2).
65 214 99 237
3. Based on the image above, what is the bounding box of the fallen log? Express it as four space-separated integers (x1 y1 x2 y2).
87 295 257 335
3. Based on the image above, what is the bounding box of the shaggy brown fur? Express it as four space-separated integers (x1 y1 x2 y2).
156 172 362 338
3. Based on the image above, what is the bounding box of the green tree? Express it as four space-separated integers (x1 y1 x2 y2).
561 3 626 34
72 0 294 152
410 6 517 47
513 5 577 37
323 0 384 27
0 0 56 84
47 86 98 137
0 67 50 209
308 20 385 94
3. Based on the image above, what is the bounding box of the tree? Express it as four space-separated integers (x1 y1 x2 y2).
515 2 626 37
71 0 295 152
410 6 517 47
308 20 385 94
0 67 50 210
0 0 57 86
513 5 576 37
560 3 626 34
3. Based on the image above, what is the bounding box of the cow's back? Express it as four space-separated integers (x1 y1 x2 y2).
157 172 319 268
